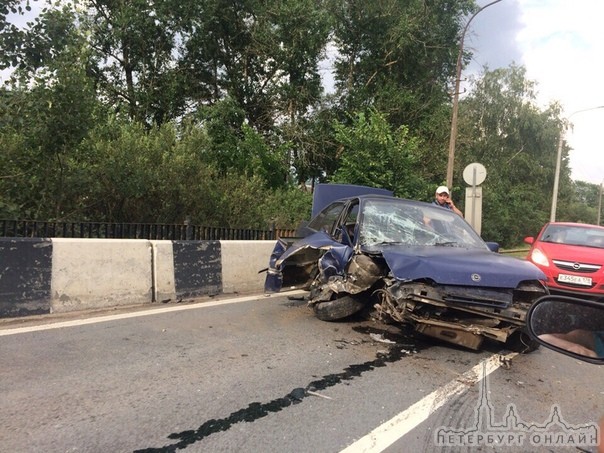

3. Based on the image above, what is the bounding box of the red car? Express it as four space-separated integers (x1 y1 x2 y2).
524 222 604 300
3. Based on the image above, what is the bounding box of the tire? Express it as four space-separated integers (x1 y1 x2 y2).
505 328 540 354
312 296 365 321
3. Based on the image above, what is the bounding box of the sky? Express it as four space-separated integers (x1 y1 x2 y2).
5 0 604 185
466 0 604 185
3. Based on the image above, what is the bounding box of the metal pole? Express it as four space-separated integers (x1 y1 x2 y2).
446 0 503 188
550 105 604 222
549 134 563 222
471 167 477 227
598 181 603 226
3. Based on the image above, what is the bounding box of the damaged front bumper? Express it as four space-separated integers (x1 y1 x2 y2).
372 279 540 350
305 258 547 350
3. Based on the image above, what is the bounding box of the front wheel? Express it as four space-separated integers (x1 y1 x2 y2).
312 295 365 321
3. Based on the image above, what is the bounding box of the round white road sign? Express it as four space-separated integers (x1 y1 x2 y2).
463 162 487 186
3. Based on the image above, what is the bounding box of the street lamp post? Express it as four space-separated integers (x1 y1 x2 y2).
550 105 604 222
597 181 603 226
446 0 503 188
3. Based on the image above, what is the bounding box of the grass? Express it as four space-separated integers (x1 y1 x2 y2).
500 247 529 259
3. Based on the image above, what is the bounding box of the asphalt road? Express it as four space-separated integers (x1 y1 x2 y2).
1 292 602 453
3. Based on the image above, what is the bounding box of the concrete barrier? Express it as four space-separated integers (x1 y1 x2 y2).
0 238 53 317
151 240 177 303
50 239 153 313
221 240 277 294
172 240 222 300
0 238 277 318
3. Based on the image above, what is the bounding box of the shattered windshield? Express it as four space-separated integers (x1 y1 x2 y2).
358 199 486 249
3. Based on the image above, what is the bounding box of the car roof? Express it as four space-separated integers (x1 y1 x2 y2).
337 194 433 207
318 194 435 210
311 184 394 217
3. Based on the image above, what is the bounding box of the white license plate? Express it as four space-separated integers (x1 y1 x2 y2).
558 274 592 286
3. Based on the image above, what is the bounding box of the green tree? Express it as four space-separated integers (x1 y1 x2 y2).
569 180 599 206
331 108 424 198
178 0 331 128
193 97 290 188
329 0 473 122
456 65 568 246
0 0 41 72
0 6 102 219
4 0 597 240
77 0 184 125
558 180 599 225
324 0 477 189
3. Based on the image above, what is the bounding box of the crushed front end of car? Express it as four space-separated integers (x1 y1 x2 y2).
366 247 549 351
372 275 547 351
266 236 547 351
264 194 548 352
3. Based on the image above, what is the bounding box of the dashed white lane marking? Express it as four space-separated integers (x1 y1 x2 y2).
0 290 307 336
339 352 518 453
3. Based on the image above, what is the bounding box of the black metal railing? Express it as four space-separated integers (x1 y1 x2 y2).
0 220 296 241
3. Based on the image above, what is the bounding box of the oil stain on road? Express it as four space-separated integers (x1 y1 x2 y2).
134 327 427 452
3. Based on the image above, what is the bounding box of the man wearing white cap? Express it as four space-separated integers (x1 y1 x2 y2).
433 185 463 217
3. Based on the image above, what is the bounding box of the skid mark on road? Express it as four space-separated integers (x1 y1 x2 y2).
133 336 419 453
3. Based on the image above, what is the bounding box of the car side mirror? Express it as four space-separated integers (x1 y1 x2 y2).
485 242 500 252
524 236 535 245
526 295 604 364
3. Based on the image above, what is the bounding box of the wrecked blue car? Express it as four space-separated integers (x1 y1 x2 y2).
265 188 548 351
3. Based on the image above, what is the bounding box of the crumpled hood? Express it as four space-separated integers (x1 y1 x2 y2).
275 231 349 267
381 246 546 288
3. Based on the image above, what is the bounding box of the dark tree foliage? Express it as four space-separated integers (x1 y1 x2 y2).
330 0 473 119
0 1 598 246
0 0 37 70
330 108 424 198
455 65 575 245
79 0 185 125
326 0 476 188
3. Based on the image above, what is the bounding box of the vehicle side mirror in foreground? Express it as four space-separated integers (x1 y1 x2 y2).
523 236 535 245
485 242 500 252
527 296 604 364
